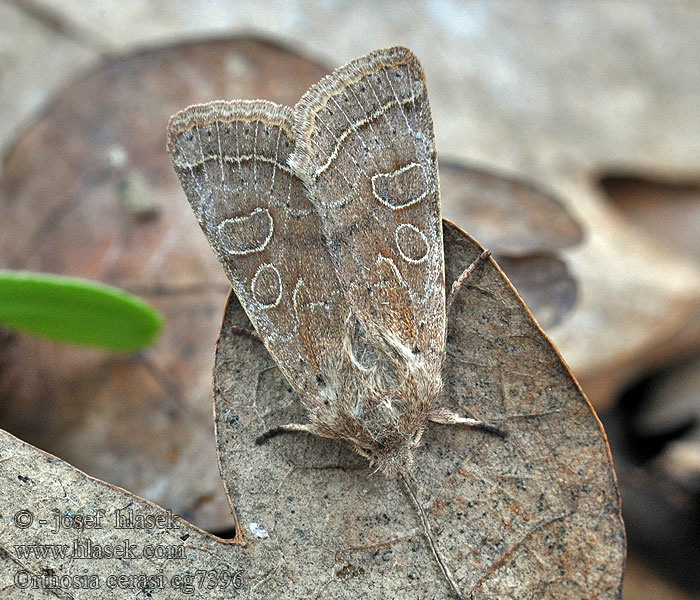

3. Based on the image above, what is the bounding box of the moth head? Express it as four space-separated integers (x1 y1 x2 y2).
370 431 423 476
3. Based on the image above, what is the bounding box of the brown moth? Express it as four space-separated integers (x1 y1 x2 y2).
167 47 498 598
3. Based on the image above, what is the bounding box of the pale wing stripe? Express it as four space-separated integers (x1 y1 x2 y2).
312 95 420 180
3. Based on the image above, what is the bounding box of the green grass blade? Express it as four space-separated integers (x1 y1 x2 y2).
0 271 163 351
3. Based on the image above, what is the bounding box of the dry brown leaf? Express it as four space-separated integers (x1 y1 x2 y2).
213 221 625 599
496 255 577 331
440 162 580 329
593 175 700 384
440 162 583 256
600 176 700 262
0 430 251 599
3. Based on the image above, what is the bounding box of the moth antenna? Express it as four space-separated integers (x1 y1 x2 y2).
399 472 466 600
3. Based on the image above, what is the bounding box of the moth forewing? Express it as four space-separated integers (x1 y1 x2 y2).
290 47 446 358
167 99 349 405
288 46 447 474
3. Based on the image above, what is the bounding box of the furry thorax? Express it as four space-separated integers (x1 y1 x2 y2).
304 315 443 475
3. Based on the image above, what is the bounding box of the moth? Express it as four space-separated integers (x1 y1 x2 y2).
167 47 501 598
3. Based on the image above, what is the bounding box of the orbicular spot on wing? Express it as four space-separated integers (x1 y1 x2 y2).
251 263 283 309
371 162 428 209
218 207 273 255
395 223 429 264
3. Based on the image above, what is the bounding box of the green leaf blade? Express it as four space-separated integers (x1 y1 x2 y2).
0 271 163 351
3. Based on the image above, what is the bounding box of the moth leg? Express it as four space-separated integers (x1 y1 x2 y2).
255 423 314 445
230 325 262 342
446 249 491 314
429 408 506 439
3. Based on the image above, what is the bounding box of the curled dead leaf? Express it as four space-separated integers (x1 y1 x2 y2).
440 161 581 329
